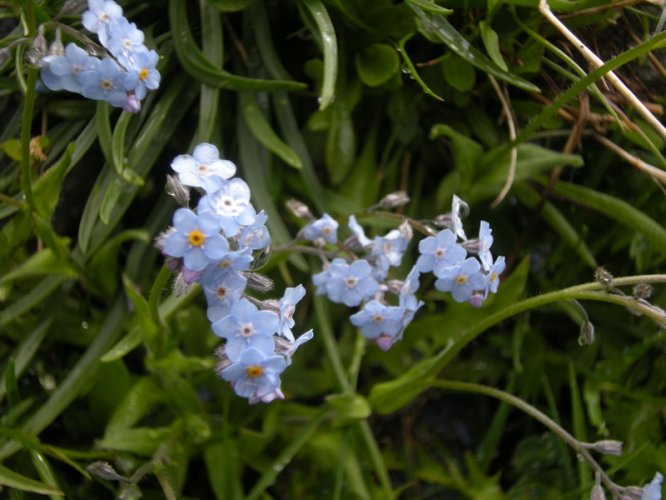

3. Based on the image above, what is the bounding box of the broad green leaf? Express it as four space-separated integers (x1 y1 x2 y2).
411 5 540 92
479 21 508 71
300 0 338 109
239 92 303 169
0 463 63 496
196 0 223 144
169 0 305 91
95 101 115 172
101 327 143 362
99 178 125 225
355 44 400 87
442 53 476 92
430 123 483 188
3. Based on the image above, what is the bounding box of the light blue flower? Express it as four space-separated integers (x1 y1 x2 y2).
348 215 371 247
124 50 160 100
40 43 97 93
435 258 486 303
198 178 256 237
82 0 124 46
212 298 279 361
369 222 411 280
201 268 247 322
451 194 468 241
162 208 229 272
219 348 287 403
313 258 379 307
106 17 145 60
238 211 271 250
350 300 404 342
79 57 129 107
642 472 663 500
171 143 237 192
303 213 338 244
416 228 466 275
486 255 505 295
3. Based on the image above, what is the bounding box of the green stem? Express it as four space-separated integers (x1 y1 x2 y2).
432 380 623 495
313 294 351 392
20 68 37 210
357 421 394 498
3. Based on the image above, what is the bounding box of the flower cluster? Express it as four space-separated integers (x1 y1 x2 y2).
158 143 312 403
39 0 160 112
302 194 505 351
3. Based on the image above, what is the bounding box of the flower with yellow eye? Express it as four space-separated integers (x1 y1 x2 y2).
163 208 229 272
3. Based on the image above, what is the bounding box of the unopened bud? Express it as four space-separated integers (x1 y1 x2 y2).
58 0 87 15
583 440 623 456
594 267 613 289
373 191 410 210
579 321 595 345
398 220 413 240
286 199 313 220
590 473 606 500
245 272 274 293
87 461 127 482
165 174 190 207
620 486 643 499
632 283 652 300
122 94 141 114
27 26 47 65
48 29 64 57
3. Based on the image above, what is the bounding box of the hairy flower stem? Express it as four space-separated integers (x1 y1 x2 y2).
432 380 628 496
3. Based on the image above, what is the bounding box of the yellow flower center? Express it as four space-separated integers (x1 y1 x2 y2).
246 365 264 378
139 67 150 81
455 274 468 285
100 79 113 90
188 229 205 247
490 272 498 283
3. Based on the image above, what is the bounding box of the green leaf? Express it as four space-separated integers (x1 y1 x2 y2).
169 0 305 91
100 327 143 362
355 44 400 87
239 92 303 169
479 21 508 71
204 438 244 500
111 111 132 174
410 5 540 92
207 0 255 12
540 178 666 251
99 178 125 225
326 393 372 423
430 123 483 188
0 463 63 496
326 103 356 184
95 101 115 172
122 275 159 342
301 0 338 109
404 0 453 16
442 53 476 92
1 138 21 161
106 377 165 433
0 248 79 285
99 426 176 456
32 143 74 219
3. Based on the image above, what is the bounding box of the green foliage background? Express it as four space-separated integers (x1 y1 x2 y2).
0 0 665 497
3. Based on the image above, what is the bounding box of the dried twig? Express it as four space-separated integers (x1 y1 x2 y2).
489 76 518 208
